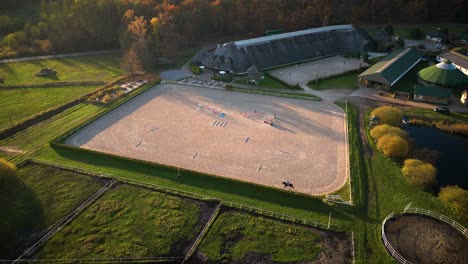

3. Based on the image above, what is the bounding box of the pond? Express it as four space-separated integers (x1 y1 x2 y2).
403 124 468 189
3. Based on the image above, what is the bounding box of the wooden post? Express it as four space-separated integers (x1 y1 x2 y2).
327 212 332 229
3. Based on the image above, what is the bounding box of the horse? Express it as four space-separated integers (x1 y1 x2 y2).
282 180 294 189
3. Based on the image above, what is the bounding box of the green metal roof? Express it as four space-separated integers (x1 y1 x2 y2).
358 48 422 85
414 84 450 98
417 61 468 87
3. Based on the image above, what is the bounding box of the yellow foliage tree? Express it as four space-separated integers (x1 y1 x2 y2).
439 186 468 221
370 124 407 140
402 159 437 188
371 106 403 127
376 134 409 158
0 158 17 187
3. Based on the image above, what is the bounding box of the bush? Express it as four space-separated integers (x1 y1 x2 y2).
371 106 403 127
439 186 468 220
370 124 407 140
0 158 17 187
402 159 437 188
101 94 112 103
376 134 409 158
189 64 201 75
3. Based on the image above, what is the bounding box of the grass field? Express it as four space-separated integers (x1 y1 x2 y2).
0 162 102 258
308 71 359 91
197 211 328 263
35 184 204 259
233 75 290 90
361 24 468 39
0 85 101 131
0 53 122 86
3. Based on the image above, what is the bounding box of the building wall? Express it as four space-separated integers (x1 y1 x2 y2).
414 94 449 105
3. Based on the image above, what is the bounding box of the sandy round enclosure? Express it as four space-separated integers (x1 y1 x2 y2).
67 83 348 195
384 214 468 264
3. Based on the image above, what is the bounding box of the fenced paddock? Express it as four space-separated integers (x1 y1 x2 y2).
65 83 349 196
381 205 468 264
269 56 368 86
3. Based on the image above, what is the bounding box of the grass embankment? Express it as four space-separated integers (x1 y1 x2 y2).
0 162 102 258
391 61 428 94
233 75 294 90
198 211 324 263
0 53 122 131
35 184 202 259
361 24 468 39
308 71 359 91
404 108 468 136
226 86 320 101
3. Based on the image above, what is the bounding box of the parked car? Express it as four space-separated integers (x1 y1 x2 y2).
435 44 443 49
434 106 450 114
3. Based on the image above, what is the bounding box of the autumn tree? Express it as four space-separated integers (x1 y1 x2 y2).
377 134 409 158
371 106 403 127
370 124 407 140
0 158 17 187
439 186 468 221
402 159 437 189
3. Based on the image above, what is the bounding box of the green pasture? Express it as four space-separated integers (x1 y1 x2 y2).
0 85 101 131
0 162 102 258
198 211 324 263
0 53 122 85
35 184 202 259
308 71 359 90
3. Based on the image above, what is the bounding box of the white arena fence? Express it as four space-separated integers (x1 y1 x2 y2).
381 205 468 264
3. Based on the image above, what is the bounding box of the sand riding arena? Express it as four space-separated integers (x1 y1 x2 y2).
66 83 349 196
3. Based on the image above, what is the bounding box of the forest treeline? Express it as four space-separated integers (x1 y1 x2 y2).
0 0 466 61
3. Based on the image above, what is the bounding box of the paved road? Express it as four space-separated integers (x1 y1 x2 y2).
0 49 121 64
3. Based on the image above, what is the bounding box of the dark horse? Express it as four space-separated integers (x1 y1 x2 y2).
282 180 294 189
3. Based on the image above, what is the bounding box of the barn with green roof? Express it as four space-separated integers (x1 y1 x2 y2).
417 60 468 89
358 48 422 89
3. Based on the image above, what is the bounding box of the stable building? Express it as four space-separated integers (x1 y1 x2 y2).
193 24 373 74
437 51 468 76
417 60 468 90
413 84 450 105
358 48 422 89
426 28 447 43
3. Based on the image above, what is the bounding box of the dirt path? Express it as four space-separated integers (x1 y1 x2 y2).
358 106 373 158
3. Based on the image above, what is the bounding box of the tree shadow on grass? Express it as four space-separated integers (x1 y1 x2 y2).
0 174 45 259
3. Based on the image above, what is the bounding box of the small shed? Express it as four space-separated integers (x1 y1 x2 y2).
414 84 450 105
247 64 261 83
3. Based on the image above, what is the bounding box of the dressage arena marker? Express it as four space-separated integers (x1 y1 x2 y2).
222 122 228 127
212 120 218 126
258 165 263 172
245 137 250 143
193 152 199 159
149 128 159 132
135 141 142 148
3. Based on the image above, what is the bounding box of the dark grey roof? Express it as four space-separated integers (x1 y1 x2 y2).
438 51 468 70
196 25 373 73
